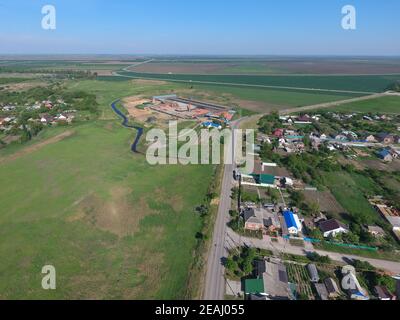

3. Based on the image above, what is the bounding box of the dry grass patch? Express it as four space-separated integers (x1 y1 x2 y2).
70 187 155 237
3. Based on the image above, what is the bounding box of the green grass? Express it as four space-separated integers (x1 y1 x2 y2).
323 172 380 224
324 95 400 114
65 79 189 119
95 77 362 113
315 242 400 262
117 71 400 93
0 77 220 299
193 84 357 109
0 78 31 85
0 120 215 299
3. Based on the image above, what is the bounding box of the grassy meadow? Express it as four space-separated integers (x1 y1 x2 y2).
0 119 215 299
323 172 382 225
0 78 220 299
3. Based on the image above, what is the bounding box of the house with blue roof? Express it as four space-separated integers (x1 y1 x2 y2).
377 149 393 162
202 121 222 130
283 210 302 235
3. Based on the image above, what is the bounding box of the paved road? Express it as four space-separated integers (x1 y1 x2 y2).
202 117 246 300
203 115 259 300
227 229 400 275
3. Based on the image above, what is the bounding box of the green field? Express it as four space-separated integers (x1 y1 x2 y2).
0 120 215 299
0 77 31 85
0 78 220 299
95 77 362 113
191 84 358 111
117 71 400 93
324 95 400 114
323 172 381 224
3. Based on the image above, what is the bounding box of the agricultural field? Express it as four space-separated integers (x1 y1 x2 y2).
324 95 400 114
285 263 314 300
94 77 364 114
129 58 400 75
323 172 382 225
303 190 345 216
118 71 400 93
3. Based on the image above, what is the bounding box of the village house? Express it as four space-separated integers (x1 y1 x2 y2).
365 134 377 143
243 208 281 232
283 210 302 235
376 133 395 145
273 128 284 138
341 265 369 300
40 114 55 124
295 114 312 124
244 259 293 300
377 149 393 162
318 219 349 238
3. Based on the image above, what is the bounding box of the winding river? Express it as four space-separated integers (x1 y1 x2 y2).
111 99 144 153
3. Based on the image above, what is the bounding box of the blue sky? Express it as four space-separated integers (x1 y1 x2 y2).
0 0 399 55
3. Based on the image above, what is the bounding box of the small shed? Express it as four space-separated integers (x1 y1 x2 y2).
307 264 320 283
324 278 340 298
314 283 329 300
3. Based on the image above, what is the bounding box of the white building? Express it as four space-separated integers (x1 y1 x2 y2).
319 219 349 238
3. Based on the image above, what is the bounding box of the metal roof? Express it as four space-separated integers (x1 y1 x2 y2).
283 211 298 230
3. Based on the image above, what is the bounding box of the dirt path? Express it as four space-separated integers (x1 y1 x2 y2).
0 130 75 165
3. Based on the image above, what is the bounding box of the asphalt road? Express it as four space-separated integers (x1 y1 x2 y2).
203 116 256 300
227 229 400 275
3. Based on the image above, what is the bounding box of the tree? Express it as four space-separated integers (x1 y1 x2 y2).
352 259 375 271
307 252 331 264
225 257 238 273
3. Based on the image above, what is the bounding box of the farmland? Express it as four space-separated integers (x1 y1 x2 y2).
323 171 382 225
129 58 400 75
95 77 364 113
324 95 400 114
117 71 400 93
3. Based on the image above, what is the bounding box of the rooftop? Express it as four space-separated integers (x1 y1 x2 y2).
319 219 348 233
245 278 265 295
262 260 291 299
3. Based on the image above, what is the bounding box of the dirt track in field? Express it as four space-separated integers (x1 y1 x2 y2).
0 130 75 165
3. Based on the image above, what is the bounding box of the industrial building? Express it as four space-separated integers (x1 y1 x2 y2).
151 94 235 121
